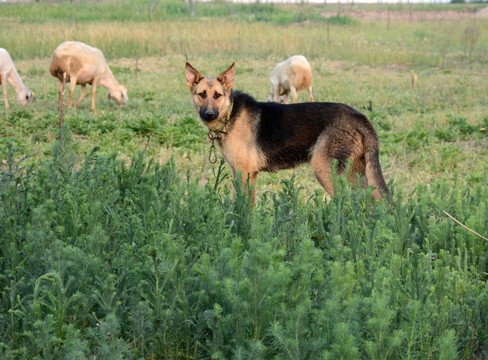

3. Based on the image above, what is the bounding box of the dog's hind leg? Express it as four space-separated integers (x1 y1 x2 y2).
312 158 335 197
311 129 365 197
310 133 335 197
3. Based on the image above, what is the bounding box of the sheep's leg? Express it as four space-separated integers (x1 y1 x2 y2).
308 86 314 102
90 84 97 111
1 72 9 110
75 85 87 107
283 92 290 104
90 77 100 111
290 85 299 103
273 84 281 103
57 79 64 111
68 76 77 108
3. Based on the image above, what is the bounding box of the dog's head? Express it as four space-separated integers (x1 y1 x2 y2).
185 62 235 125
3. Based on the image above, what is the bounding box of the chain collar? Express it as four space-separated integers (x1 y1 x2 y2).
207 102 233 164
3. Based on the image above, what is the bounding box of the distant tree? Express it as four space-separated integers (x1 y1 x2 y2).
148 0 160 20
183 0 196 16
223 0 235 16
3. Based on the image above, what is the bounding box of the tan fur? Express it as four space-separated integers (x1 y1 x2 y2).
268 55 314 104
50 41 128 111
219 108 267 173
310 127 366 196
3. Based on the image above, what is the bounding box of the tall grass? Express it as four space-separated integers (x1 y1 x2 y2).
4 19 487 64
2 2 487 66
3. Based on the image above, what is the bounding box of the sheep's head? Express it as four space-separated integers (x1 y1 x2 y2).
266 95 285 103
17 89 34 106
108 86 128 106
267 83 285 103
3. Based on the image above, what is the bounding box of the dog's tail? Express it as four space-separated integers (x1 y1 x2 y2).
363 134 390 201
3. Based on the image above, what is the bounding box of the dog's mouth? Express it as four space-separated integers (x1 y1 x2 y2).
199 109 219 122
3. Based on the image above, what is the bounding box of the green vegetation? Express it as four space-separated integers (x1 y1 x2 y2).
1 136 487 359
0 1 487 358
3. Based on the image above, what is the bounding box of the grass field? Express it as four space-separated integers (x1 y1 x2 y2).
2 11 488 195
1 1 488 359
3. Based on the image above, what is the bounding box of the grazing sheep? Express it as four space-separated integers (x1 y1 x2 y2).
0 48 34 110
268 55 314 104
49 41 128 111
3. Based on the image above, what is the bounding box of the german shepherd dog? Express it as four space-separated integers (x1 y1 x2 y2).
185 62 390 203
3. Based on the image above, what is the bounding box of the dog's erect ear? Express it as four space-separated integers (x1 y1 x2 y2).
217 62 235 92
185 62 204 90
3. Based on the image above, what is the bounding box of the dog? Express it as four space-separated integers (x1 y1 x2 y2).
185 62 390 203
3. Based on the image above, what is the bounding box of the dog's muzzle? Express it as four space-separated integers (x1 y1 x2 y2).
200 109 219 121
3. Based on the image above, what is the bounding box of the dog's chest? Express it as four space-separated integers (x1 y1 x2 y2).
217 115 265 172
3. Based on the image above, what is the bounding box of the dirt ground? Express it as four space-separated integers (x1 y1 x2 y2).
322 6 488 21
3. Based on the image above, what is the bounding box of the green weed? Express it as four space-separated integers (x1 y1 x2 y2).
326 14 356 25
0 137 487 359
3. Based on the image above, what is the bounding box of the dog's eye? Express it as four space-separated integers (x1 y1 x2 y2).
213 93 222 100
198 91 207 99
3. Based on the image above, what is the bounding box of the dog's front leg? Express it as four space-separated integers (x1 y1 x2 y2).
245 171 259 206
233 168 259 206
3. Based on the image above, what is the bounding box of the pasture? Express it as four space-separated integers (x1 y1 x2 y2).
1 1 488 359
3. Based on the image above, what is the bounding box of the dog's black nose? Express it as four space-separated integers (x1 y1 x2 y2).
203 110 217 121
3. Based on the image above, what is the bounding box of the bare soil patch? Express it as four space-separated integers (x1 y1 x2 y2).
475 6 488 18
323 8 487 21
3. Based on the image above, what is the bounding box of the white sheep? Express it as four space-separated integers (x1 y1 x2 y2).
0 48 34 110
49 41 128 111
268 55 314 104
